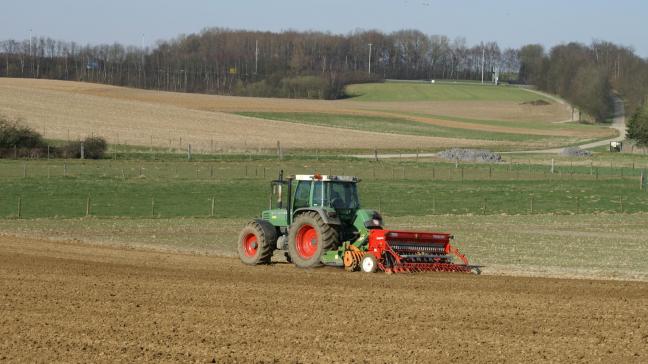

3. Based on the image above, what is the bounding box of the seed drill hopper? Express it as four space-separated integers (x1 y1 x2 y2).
238 172 479 274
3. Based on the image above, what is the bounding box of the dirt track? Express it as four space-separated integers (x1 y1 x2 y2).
1 235 647 363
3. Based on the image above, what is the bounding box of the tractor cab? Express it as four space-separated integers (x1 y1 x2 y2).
292 174 360 223
266 172 362 226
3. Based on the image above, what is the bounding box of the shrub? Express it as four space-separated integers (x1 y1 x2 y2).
0 115 46 149
59 136 107 159
83 137 107 159
627 104 648 148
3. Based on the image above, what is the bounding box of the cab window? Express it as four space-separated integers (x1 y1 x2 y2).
312 181 324 207
293 181 311 209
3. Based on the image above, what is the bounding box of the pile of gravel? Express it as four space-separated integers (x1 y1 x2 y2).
560 147 592 157
436 148 502 163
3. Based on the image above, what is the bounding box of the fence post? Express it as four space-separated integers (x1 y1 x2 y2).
374 148 378 162
489 166 492 179
23 163 26 178
80 142 85 160
64 161 68 177
551 158 555 174
482 198 487 215
47 145 50 160
86 195 91 217
151 197 156 217
210 166 214 178
17 196 22 219
210 196 215 217
187 144 192 160
432 195 436 214
530 196 534 214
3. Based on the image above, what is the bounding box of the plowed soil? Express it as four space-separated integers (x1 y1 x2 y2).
1 235 647 363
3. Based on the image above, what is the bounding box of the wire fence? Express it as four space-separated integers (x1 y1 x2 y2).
1 159 647 181
2 189 646 219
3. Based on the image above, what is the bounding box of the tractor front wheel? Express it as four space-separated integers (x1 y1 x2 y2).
237 220 276 265
288 212 338 268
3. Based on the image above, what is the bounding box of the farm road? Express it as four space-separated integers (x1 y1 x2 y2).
352 95 626 158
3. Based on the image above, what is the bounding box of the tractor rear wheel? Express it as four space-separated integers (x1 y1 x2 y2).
288 212 338 268
237 220 276 265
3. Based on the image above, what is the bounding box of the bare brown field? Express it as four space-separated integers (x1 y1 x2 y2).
1 235 647 363
0 78 612 150
0 78 500 151
19 78 569 123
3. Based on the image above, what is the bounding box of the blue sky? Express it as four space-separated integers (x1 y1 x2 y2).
1 0 646 56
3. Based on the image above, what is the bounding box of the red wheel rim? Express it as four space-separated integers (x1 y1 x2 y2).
296 224 318 259
243 233 258 257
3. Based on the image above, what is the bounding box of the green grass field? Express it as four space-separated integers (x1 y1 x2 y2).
345 82 550 102
0 158 646 219
1 155 647 281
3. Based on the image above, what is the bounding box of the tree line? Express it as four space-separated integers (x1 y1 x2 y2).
0 28 515 100
1 28 647 122
519 41 648 122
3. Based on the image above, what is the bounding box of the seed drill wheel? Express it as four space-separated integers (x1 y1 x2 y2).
288 211 338 268
360 254 379 273
343 247 363 272
237 220 277 265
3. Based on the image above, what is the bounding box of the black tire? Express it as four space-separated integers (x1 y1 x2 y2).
288 211 338 268
237 220 277 265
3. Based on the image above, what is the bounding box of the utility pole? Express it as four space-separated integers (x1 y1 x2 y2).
368 43 373 75
140 33 145 87
481 42 485 84
255 39 259 75
29 28 33 77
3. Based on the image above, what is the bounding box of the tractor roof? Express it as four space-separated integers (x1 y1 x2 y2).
294 174 359 183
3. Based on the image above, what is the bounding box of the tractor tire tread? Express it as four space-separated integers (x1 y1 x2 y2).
237 220 276 265
288 211 339 268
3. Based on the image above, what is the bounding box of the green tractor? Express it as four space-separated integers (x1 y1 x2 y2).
238 171 475 273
